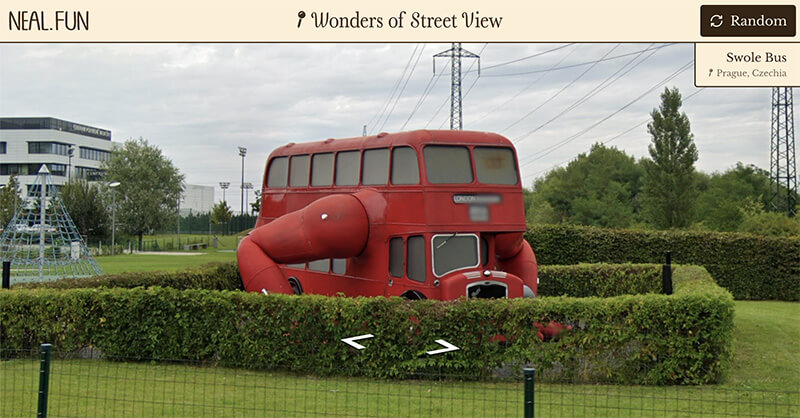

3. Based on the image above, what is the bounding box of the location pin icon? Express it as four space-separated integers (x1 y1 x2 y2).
298 11 306 28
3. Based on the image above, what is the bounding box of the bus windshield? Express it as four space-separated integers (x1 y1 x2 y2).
432 234 480 277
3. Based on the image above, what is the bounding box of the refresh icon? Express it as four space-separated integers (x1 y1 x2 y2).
709 14 724 28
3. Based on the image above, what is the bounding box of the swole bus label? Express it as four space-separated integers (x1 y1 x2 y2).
452 194 502 205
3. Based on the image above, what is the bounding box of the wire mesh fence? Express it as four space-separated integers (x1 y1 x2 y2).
1 345 798 417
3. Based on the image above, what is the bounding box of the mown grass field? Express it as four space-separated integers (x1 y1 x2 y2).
4 240 799 416
95 234 240 274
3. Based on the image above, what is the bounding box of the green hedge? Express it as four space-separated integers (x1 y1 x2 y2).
538 264 662 297
0 265 733 385
527 224 800 301
13 263 242 291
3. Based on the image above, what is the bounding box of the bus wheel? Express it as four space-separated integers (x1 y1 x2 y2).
401 290 427 300
287 277 303 295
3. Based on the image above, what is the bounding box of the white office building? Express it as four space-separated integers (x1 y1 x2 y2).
0 117 115 197
181 184 214 215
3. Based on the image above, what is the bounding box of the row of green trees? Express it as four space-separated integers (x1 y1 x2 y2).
526 88 799 236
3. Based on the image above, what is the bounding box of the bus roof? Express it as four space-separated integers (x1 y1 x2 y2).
268 130 514 159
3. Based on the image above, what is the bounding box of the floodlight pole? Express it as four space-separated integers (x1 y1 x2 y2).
238 147 247 215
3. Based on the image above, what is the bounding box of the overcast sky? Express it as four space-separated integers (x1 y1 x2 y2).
0 43 778 201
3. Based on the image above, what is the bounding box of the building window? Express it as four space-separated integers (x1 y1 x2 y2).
28 141 70 156
0 142 6 154
79 147 110 162
49 163 67 177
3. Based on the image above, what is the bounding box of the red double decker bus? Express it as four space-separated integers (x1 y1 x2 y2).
237 130 538 300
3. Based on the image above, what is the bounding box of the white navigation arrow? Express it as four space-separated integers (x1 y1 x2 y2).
341 334 374 350
426 339 460 355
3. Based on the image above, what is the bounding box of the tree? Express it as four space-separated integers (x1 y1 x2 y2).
102 138 185 249
0 174 22 228
528 143 644 228
250 192 261 215
694 163 772 231
641 87 698 229
59 179 110 242
210 201 233 235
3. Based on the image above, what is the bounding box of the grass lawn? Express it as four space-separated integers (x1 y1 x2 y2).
95 233 241 274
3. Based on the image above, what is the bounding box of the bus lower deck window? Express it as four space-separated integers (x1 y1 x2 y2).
407 235 426 282
389 237 404 278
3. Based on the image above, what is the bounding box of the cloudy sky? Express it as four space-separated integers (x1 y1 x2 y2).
0 43 777 201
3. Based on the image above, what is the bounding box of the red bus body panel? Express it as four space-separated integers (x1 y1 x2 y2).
237 130 538 300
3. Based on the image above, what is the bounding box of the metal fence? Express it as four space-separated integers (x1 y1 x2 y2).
1 345 798 417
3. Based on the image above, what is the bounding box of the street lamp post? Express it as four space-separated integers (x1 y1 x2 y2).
68 146 75 182
238 146 247 215
109 181 120 256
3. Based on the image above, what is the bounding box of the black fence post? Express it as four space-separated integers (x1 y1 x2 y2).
2 260 10 289
662 251 673 295
524 368 535 418
37 343 52 418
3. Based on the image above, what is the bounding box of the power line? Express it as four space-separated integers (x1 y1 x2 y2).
477 44 676 78
400 57 450 130
474 44 579 125
376 44 426 132
518 59 694 170
503 44 620 134
512 43 660 143
365 44 420 134
427 44 484 129
524 88 706 183
479 44 574 71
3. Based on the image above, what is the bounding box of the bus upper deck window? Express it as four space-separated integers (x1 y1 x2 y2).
335 151 360 186
311 153 334 186
424 145 473 184
362 148 389 185
289 155 310 187
474 147 518 185
391 147 420 185
267 156 288 188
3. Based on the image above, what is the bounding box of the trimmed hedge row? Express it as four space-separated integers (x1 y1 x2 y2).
14 263 242 291
527 224 800 301
0 265 733 385
538 264 661 297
